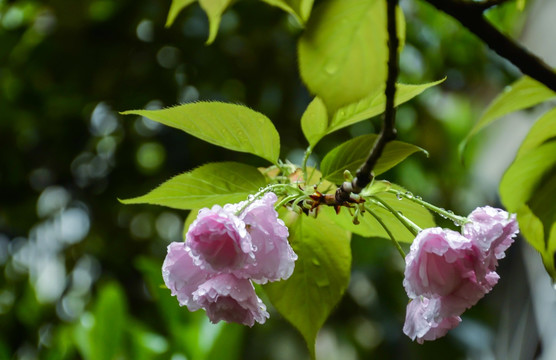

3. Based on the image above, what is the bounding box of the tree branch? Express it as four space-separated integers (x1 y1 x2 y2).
335 0 399 203
423 0 556 93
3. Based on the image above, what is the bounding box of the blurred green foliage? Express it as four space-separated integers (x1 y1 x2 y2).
0 0 528 358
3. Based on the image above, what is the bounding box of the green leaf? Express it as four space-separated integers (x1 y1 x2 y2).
328 79 445 134
500 141 556 281
320 134 428 184
499 142 556 212
120 162 267 210
122 102 280 163
199 0 234 44
89 283 127 360
461 76 556 154
264 209 351 359
301 80 443 147
301 97 328 147
298 0 405 113
260 0 314 24
517 107 556 157
166 0 197 27
331 183 435 243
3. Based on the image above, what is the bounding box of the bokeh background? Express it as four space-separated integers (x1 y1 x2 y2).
1 0 555 359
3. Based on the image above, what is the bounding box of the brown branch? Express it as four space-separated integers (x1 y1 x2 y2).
335 0 400 204
423 0 556 93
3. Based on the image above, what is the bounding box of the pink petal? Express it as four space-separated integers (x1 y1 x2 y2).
403 296 461 344
193 274 269 326
237 192 297 284
186 205 254 272
162 242 212 310
464 206 519 270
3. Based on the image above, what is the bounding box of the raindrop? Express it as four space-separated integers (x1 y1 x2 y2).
405 191 413 199
324 62 338 75
447 210 454 215
316 277 330 287
415 196 422 200
396 192 402 200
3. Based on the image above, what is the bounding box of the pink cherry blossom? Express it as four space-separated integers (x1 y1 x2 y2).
403 227 492 308
403 207 519 343
193 273 269 326
403 296 461 344
463 206 518 272
186 205 254 272
162 242 269 326
237 192 297 284
164 192 297 327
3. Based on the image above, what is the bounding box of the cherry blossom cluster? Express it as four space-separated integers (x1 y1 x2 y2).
162 192 297 326
403 206 519 343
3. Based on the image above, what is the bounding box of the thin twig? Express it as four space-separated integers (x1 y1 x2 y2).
423 0 556 93
336 0 400 203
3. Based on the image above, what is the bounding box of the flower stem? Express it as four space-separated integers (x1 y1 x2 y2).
366 205 406 259
274 194 300 211
301 145 312 183
370 196 421 236
236 183 302 215
388 189 468 225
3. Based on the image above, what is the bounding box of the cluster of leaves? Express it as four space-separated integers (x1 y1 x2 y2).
462 77 556 280
121 0 450 355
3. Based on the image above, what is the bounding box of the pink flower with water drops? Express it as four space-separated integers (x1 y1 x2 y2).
163 191 297 327
236 192 297 284
193 273 269 326
402 207 519 343
162 242 269 326
186 205 254 272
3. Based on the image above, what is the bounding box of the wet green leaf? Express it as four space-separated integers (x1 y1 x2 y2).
320 134 427 184
265 209 351 359
120 162 266 210
122 102 280 163
460 76 555 154
301 80 443 147
298 0 405 113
